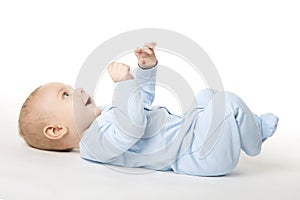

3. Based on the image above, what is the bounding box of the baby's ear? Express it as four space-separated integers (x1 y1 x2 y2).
43 125 68 140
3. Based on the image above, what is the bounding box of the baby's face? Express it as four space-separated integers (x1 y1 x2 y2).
36 82 100 139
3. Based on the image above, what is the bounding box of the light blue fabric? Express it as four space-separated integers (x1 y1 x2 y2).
80 65 279 176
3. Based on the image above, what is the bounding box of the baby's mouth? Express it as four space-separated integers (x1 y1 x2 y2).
85 97 92 106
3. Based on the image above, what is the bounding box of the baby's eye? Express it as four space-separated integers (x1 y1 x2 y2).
62 92 69 99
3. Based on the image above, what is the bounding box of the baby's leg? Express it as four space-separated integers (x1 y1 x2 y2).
182 91 278 176
194 88 219 109
223 92 278 156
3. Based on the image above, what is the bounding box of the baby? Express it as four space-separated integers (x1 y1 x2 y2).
19 42 279 176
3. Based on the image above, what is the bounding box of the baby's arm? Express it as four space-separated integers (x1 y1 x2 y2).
92 62 146 162
134 42 158 107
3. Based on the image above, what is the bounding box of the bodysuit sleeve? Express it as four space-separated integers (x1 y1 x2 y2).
135 65 158 108
80 79 147 162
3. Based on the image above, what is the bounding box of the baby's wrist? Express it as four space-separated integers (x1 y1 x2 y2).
138 60 158 70
118 73 134 82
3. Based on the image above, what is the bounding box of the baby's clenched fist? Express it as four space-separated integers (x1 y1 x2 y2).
108 62 134 82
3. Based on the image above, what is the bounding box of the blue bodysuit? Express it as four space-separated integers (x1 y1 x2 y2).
80 65 279 176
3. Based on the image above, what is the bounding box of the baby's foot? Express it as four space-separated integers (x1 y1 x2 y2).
260 113 279 142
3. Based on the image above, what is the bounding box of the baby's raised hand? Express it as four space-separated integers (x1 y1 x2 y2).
108 62 134 82
134 42 157 69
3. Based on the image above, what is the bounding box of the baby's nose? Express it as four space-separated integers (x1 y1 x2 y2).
76 88 85 95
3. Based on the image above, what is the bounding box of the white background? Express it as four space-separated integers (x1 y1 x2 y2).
1 0 299 135
0 0 299 199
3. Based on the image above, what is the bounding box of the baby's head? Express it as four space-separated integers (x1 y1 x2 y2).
18 82 100 151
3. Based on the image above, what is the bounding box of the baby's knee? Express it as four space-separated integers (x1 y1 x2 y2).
209 91 244 116
223 91 245 108
195 88 219 107
224 91 241 102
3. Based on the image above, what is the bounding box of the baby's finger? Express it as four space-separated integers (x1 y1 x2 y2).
139 57 145 65
144 42 157 50
138 52 150 58
142 46 153 54
134 48 143 56
107 62 116 72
